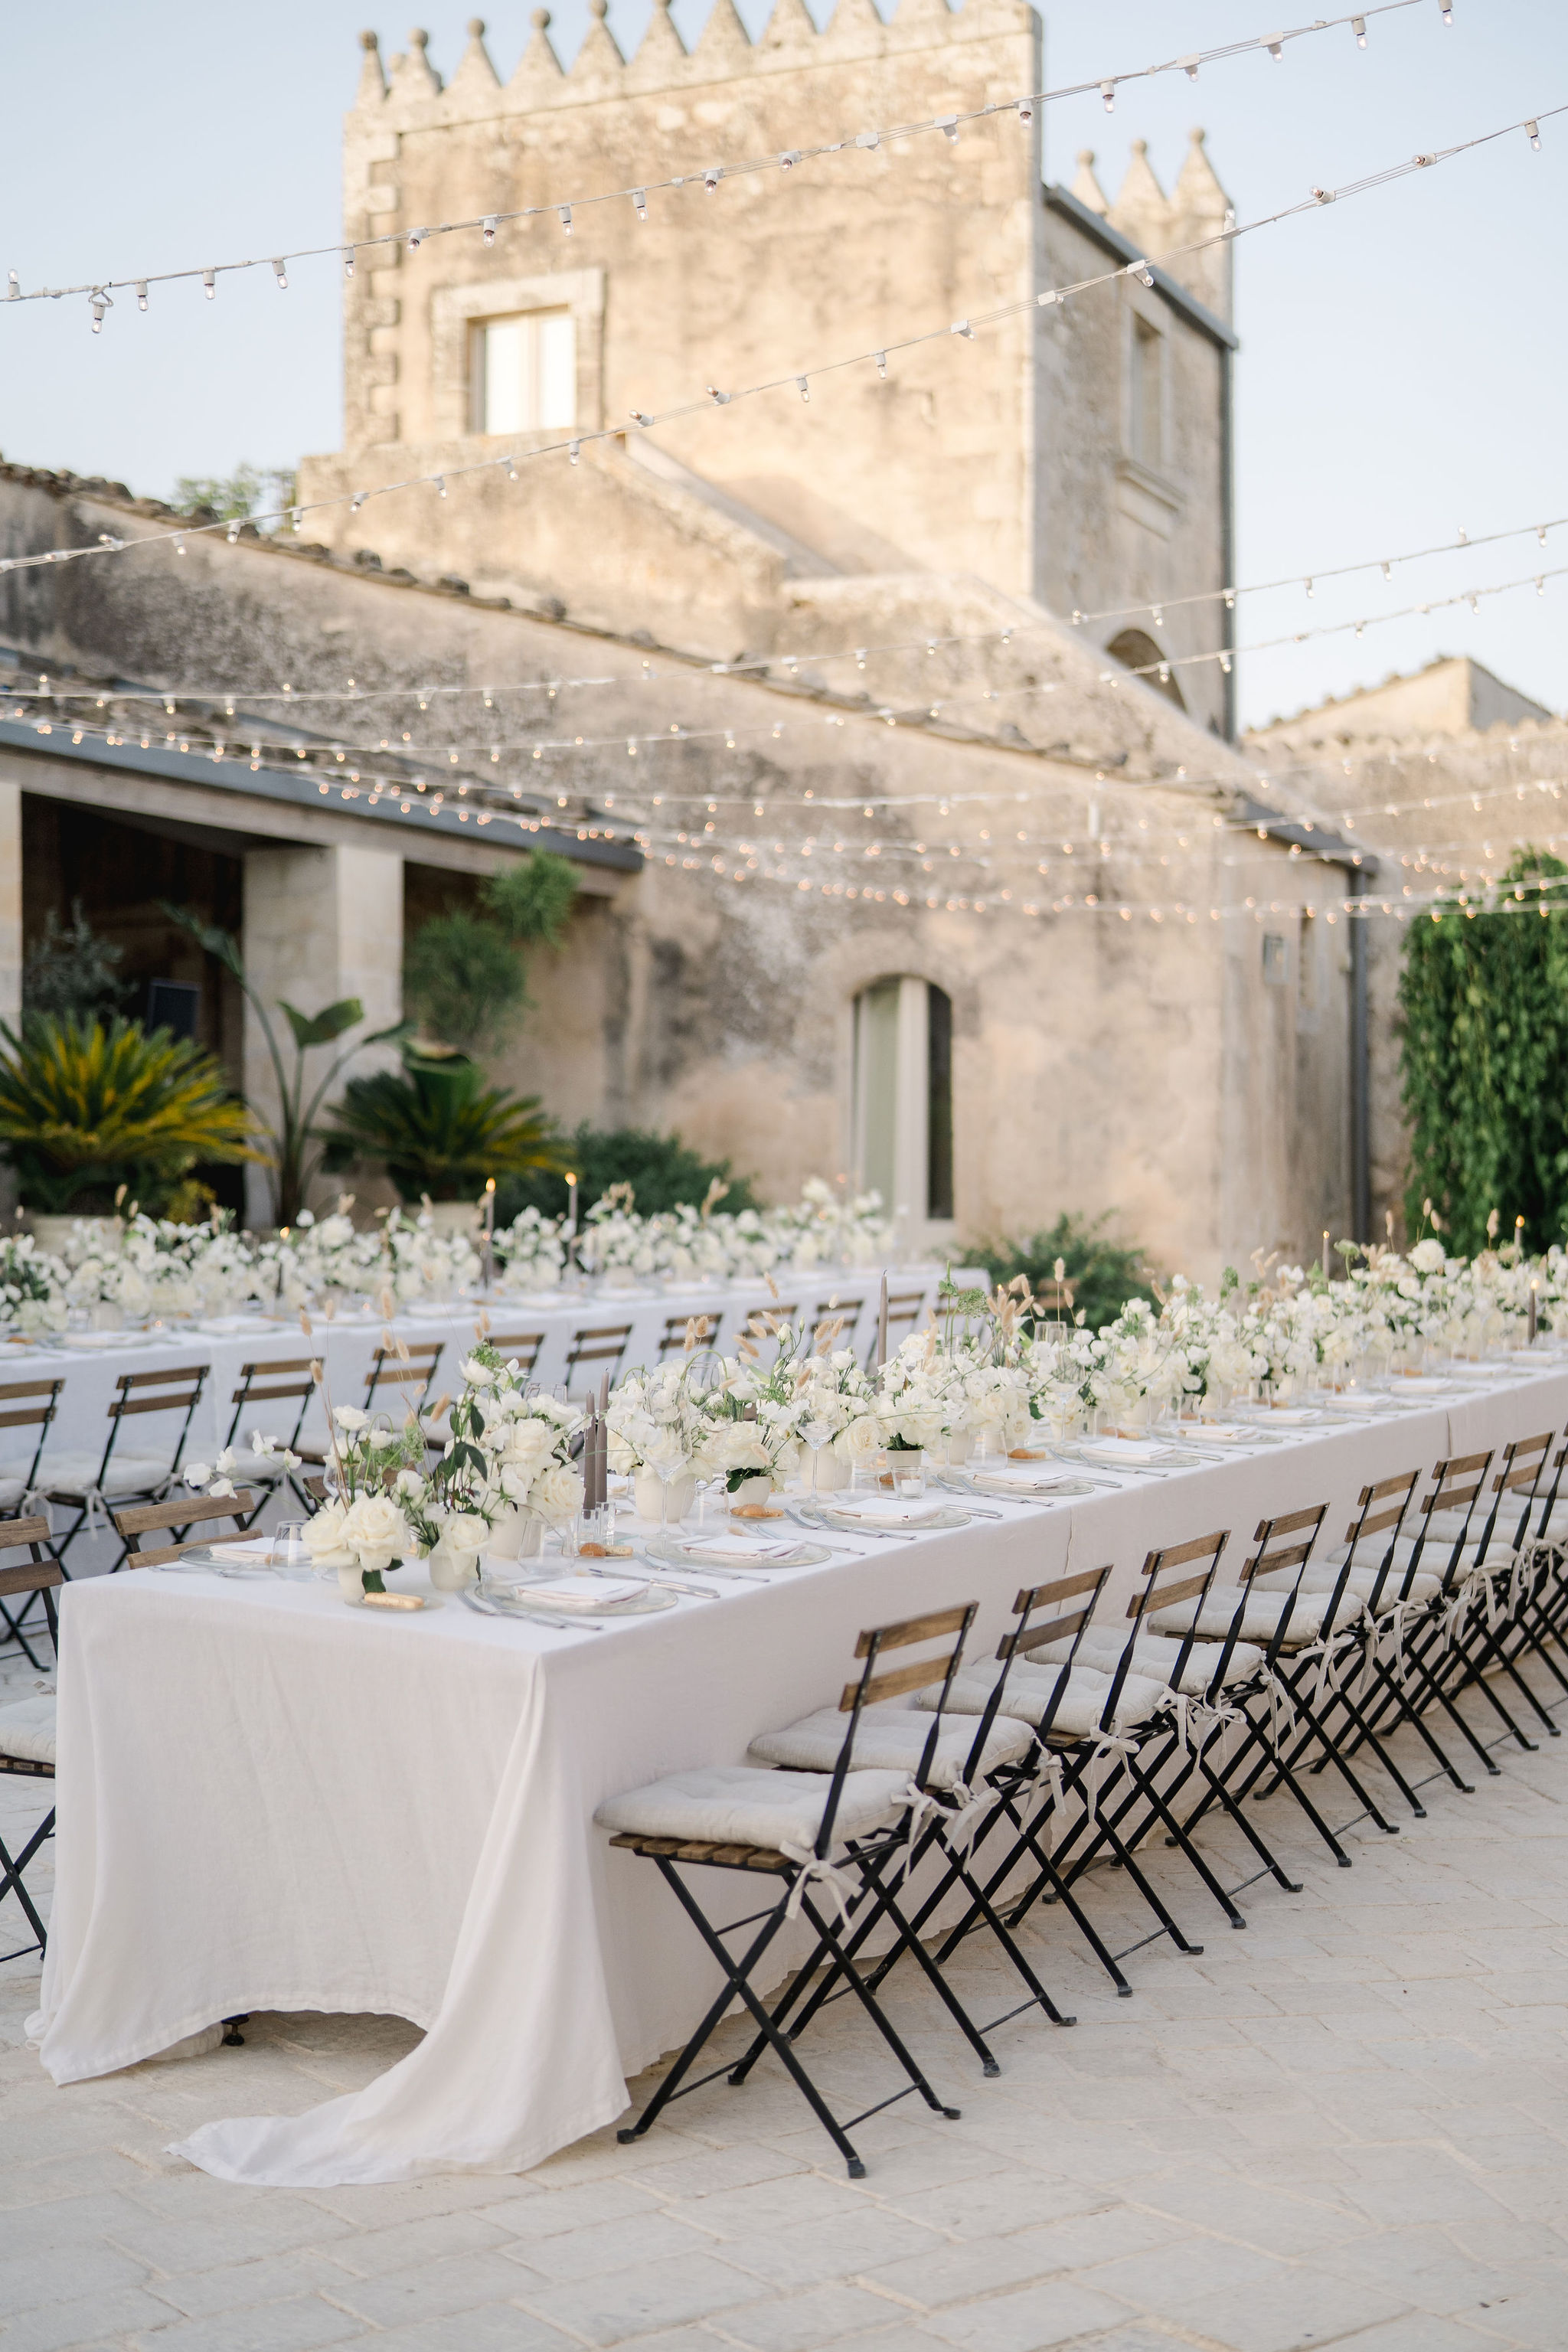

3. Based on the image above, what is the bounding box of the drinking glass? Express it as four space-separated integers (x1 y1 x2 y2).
800 1417 833 1496
890 1449 926 1501
270 1519 313 1579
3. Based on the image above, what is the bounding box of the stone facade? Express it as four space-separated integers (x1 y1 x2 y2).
298 8 1235 730
1247 657 1567 1241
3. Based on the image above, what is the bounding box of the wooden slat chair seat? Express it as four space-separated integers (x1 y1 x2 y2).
221 1358 318 1518
0 1381 66 1663
598 1604 982 2178
41 1364 209 1573
563 1324 632 1396
296 1343 445 1462
113 1490 262 1570
0 1518 63 1962
658 1314 717 1360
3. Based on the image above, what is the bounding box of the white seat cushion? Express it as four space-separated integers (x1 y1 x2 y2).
1033 1628 1266 1695
0 1693 55 1766
1148 1588 1343 1649
595 1761 910 1851
914 1660 1174 1739
38 1452 172 1498
1256 1562 1440 1614
0 1468 33 1507
748 1700 1032 1788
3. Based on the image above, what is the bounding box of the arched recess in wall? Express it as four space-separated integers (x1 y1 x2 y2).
1106 627 1185 710
851 976 954 1232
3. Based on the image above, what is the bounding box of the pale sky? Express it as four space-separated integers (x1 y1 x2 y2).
3 1 1564 727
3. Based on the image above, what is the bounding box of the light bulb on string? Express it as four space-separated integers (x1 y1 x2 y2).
435 477 446 498
632 189 647 220
1352 15 1367 43
779 150 800 171
796 377 809 401
89 291 109 333
5 271 18 299
201 270 215 299
482 216 497 246
1016 97 1033 123
272 259 288 290
1440 2 1453 21
704 167 721 191
1527 119 1541 149
558 205 572 234
1179 53 1200 80
136 281 149 311
568 441 580 466
1099 81 1115 112
342 248 355 277
1266 39 1284 60
350 494 364 514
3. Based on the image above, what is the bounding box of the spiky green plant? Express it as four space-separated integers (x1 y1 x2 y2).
317 1051 561 1202
0 1015 259 1214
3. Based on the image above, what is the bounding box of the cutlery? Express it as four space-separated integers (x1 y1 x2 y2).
787 1502 916 1543
462 1588 603 1634
594 1563 718 1600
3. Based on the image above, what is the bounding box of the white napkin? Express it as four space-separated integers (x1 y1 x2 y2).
523 1576 647 1607
826 1497 945 1527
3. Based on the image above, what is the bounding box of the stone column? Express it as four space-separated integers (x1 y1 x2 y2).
241 844 403 1228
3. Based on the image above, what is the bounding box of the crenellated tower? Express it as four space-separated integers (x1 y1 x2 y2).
299 8 1235 728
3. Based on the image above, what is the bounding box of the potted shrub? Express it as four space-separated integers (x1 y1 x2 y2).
0 1014 258 1255
315 1047 560 1228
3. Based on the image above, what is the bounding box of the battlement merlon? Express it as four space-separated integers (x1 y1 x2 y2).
351 1 1042 126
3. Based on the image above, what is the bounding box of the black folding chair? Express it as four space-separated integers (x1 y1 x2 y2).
599 1604 981 2177
0 1518 63 1962
0 1379 64 1662
44 1364 209 1573
223 1357 318 1521
564 1323 632 1396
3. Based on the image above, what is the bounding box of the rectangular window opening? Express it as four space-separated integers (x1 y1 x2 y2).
1129 315 1163 470
470 309 577 436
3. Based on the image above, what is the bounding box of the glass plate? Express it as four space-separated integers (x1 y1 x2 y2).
815 1504 972 1534
480 1578 678 1618
675 1540 833 1570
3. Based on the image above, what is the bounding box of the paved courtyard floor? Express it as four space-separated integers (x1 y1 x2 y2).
5 1652 1568 2352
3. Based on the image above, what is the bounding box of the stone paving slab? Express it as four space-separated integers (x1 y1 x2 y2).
4 1655 1568 2350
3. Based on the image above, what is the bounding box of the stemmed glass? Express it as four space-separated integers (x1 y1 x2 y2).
799 1415 833 1499
651 1446 687 1560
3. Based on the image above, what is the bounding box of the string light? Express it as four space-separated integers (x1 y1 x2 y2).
271 259 288 290
2 2 1439 316
10 97 1554 568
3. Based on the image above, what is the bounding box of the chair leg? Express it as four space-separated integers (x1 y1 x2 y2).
0 1805 54 1961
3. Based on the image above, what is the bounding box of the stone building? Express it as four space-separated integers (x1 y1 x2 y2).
1246 656 1565 1240
0 8 1373 1279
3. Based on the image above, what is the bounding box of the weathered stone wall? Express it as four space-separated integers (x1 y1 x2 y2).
0 471 1352 1275
296 8 1233 727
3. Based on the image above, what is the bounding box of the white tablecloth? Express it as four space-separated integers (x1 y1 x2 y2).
30 1356 1568 2187
10 1263 969 1480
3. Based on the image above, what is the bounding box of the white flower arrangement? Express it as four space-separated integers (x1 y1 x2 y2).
0 1235 67 1338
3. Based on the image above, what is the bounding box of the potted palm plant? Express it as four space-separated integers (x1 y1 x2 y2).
315 1047 560 1224
0 1014 259 1255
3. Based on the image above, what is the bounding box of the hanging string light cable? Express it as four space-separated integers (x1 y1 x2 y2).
2 94 1557 583
2 0 1444 328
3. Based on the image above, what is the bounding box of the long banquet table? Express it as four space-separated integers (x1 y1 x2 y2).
11 1263 963 1474
28 1353 1568 2188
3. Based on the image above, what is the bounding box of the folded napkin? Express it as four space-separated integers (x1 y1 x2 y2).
214 1539 278 1563
825 1498 946 1527
521 1576 648 1608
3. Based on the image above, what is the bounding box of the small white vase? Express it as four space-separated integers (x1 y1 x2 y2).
943 1431 974 1465
427 1544 479 1592
728 1474 778 1514
635 1468 696 1524
808 1449 851 1494
337 1566 366 1606
487 1507 546 1562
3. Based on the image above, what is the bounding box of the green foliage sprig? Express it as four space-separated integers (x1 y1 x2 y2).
1397 850 1568 1256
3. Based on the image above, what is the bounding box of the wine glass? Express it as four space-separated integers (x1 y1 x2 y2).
269 1519 312 1580
799 1416 833 1498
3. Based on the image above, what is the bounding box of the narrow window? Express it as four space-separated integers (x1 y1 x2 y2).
470 310 577 435
1128 314 1164 469
851 977 955 1228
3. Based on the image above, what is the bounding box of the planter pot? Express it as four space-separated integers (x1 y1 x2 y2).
427 1543 480 1592
29 1213 119 1260
728 1474 779 1515
807 1449 851 1495
421 1200 480 1240
635 1468 696 1525
486 1507 546 1563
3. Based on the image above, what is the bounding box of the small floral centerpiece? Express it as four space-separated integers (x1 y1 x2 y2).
494 1204 567 1294
439 1344 583 1575
606 1357 707 1521
693 1320 805 1509
302 1406 430 1603
0 1233 67 1339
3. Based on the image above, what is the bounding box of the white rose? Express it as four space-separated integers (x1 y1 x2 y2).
501 1419 554 1475
338 1492 413 1573
302 1499 357 1570
531 1464 584 1521
460 1355 495 1388
333 1405 371 1432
